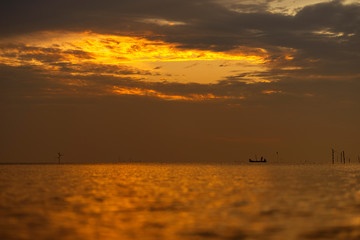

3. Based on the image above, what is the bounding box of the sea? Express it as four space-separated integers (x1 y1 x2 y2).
1 163 360 240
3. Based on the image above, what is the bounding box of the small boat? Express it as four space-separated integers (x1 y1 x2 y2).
249 156 267 163
249 159 267 163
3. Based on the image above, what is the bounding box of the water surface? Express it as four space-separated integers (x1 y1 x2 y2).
1 163 360 240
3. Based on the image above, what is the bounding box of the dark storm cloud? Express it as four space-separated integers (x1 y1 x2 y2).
2 1 356 40
2 0 359 80
0 0 229 37
295 0 360 33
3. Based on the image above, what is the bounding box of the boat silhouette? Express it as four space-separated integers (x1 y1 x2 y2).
249 156 267 163
249 159 267 163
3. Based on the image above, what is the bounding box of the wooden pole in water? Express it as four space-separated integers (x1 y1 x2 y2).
340 151 343 164
340 151 343 163
331 148 334 164
57 152 63 164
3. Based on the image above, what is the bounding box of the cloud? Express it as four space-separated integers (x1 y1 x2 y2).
1 0 359 106
1 1 359 77
1 54 359 110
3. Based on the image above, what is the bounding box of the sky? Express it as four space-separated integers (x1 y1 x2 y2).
1 0 359 163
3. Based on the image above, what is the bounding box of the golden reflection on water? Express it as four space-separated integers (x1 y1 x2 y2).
1 164 360 240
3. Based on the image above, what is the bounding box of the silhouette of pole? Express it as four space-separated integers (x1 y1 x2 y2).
331 148 334 164
57 152 63 164
341 151 343 163
340 151 342 163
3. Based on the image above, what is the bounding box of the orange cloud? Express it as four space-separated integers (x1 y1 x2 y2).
262 90 282 94
0 31 275 101
112 86 244 101
0 31 268 67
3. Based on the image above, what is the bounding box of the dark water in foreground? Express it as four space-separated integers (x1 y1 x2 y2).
1 163 360 240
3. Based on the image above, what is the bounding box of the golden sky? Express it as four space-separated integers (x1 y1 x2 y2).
0 0 359 163
0 31 279 101
0 31 270 87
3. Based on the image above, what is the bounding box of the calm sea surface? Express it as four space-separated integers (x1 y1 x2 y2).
1 163 360 240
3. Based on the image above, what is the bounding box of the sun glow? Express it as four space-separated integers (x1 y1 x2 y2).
0 31 267 66
0 31 272 100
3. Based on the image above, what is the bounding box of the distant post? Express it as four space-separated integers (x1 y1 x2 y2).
331 148 334 164
57 152 63 164
340 151 342 163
